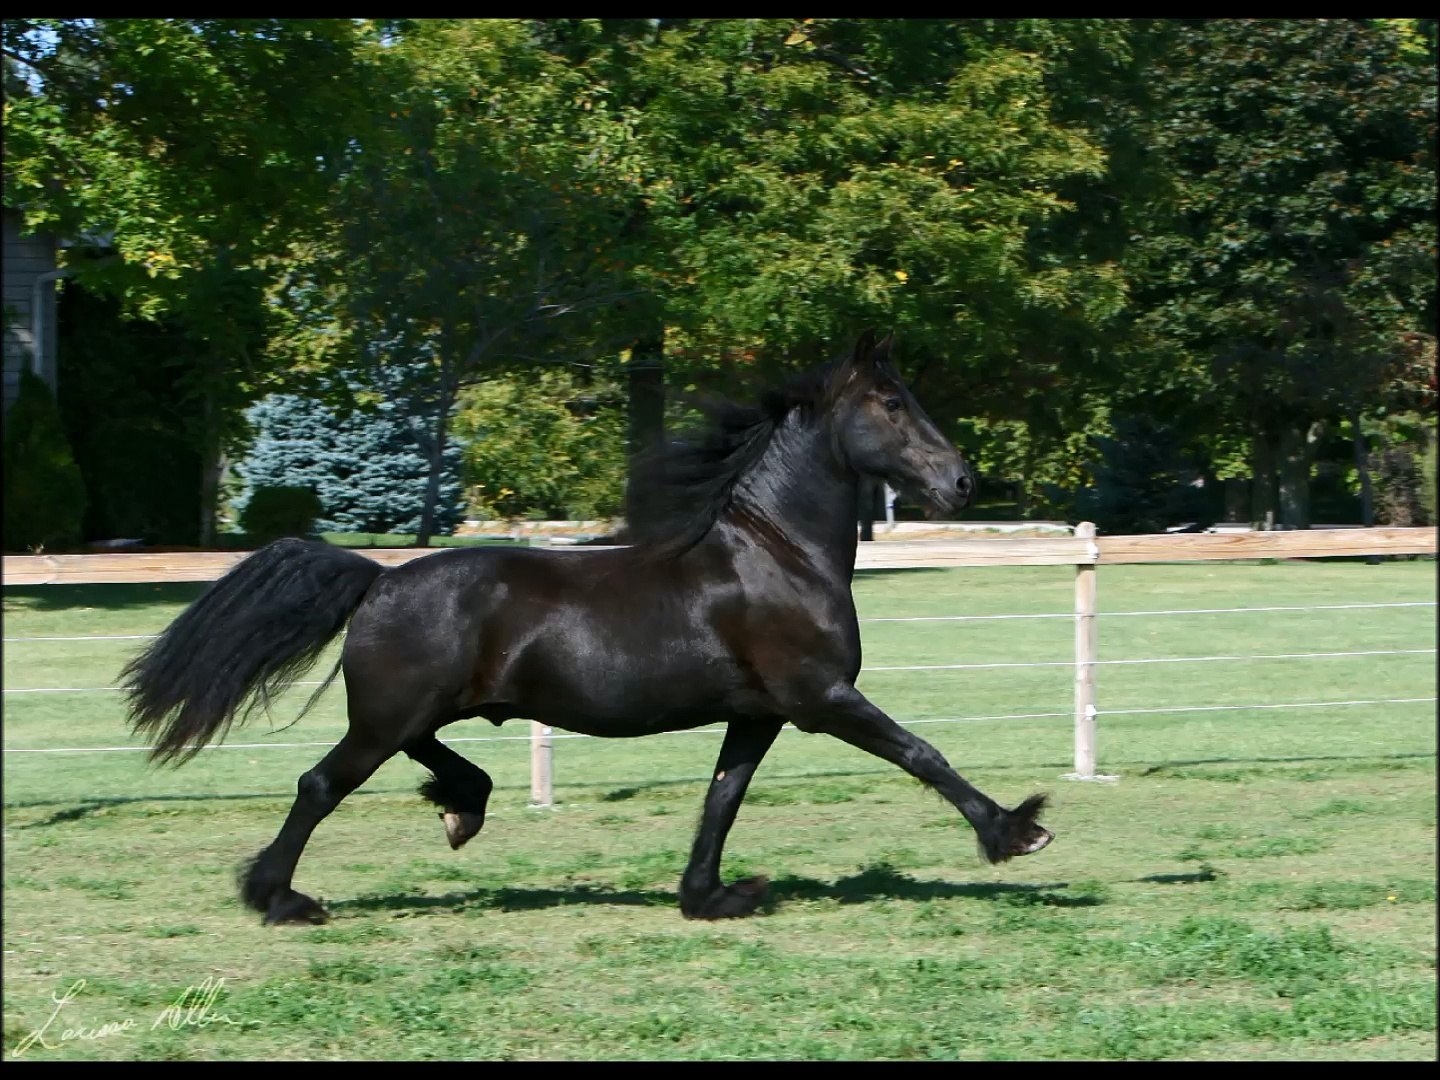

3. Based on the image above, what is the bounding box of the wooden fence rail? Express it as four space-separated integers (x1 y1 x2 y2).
4 526 1434 793
2 526 1434 585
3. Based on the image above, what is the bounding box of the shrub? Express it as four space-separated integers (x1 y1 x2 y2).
1370 412 1437 527
239 485 323 544
3 368 88 552
454 370 627 522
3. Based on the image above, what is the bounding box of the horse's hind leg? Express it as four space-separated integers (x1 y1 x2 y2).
407 736 494 850
791 685 1053 864
679 718 783 920
240 731 397 924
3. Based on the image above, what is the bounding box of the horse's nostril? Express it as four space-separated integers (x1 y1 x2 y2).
956 475 974 500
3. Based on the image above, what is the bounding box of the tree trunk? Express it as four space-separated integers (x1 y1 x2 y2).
624 331 666 535
1277 421 1320 530
198 380 222 548
1015 438 1034 519
1352 412 1374 527
1223 477 1249 522
1353 411 1381 564
414 386 454 548
626 331 665 457
1250 431 1277 528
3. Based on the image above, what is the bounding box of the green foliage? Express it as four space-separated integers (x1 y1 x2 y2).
1366 410 1437 527
952 411 1107 519
1123 18 1437 522
271 19 641 541
1070 415 1216 534
236 357 465 536
5 18 1434 532
4 19 373 542
454 369 627 521
54 282 202 545
238 485 322 543
626 21 1126 373
3 368 87 552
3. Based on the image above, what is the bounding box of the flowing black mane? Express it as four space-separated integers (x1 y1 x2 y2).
623 363 838 557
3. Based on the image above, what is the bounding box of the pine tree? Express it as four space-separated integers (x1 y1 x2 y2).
236 365 463 537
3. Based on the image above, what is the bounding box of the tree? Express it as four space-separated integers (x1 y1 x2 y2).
236 358 465 537
54 280 202 545
3 18 371 543
547 19 1139 516
280 19 643 545
1123 19 1436 527
3 368 87 551
453 367 628 522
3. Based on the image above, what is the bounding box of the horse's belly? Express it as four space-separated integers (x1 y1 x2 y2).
480 628 754 734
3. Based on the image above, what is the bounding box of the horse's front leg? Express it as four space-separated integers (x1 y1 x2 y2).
789 685 1053 863
679 718 784 919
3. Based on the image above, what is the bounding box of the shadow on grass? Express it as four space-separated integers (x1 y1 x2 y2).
330 882 675 916
326 863 1102 919
4 582 208 612
852 567 968 579
1132 869 1220 885
767 865 1100 908
1137 751 1432 776
10 791 315 828
600 767 889 801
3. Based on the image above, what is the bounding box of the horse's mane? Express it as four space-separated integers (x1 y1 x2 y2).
622 361 839 559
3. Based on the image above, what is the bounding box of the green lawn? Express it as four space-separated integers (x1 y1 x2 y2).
3 559 1435 1060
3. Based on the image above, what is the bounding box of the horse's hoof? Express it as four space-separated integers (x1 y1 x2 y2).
264 890 330 926
441 811 485 850
1015 827 1055 856
681 876 770 920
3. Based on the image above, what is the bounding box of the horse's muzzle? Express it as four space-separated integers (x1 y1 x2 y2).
918 468 975 517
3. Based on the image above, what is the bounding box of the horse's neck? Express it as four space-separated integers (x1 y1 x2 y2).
726 411 859 578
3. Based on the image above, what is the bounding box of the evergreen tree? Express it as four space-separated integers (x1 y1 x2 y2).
3 368 88 551
236 362 463 537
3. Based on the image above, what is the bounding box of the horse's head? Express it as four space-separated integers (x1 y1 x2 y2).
829 331 976 516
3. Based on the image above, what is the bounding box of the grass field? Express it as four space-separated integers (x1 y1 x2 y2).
3 558 1435 1060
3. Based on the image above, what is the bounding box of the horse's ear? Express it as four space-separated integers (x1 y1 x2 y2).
851 329 878 364
872 331 896 368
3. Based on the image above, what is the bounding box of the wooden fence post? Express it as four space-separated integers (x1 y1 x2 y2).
1067 522 1103 780
530 721 553 807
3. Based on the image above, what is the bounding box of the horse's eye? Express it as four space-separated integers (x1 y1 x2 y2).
884 397 903 413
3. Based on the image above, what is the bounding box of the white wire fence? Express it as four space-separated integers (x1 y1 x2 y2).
5 645 1436 690
5 698 1434 758
7 599 1435 642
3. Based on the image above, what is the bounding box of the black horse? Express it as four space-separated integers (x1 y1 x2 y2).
122 331 1053 925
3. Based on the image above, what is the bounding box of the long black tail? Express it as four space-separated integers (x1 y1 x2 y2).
121 538 385 765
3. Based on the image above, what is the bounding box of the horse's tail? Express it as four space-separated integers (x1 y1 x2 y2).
121 538 386 766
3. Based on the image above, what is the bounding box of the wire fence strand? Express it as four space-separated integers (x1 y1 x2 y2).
4 697 1433 756
7 646 1435 693
6 600 1434 642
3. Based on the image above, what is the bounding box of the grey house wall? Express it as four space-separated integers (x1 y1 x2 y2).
3 207 60 413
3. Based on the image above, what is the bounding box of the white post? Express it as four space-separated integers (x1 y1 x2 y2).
30 269 70 387
1068 521 1105 780
530 720 553 807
